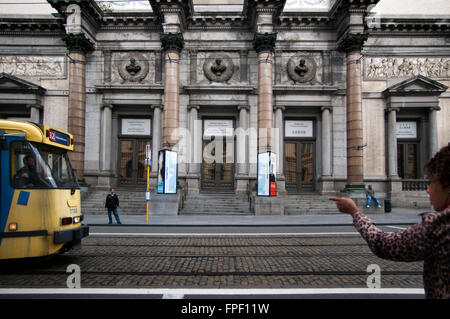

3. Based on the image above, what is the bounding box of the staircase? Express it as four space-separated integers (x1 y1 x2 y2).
81 188 147 215
282 194 341 215
180 192 251 216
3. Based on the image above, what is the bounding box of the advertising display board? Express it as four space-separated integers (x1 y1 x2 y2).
157 149 178 194
257 152 277 196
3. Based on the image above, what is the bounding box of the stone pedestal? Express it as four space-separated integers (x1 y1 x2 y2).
149 192 181 216
254 196 284 216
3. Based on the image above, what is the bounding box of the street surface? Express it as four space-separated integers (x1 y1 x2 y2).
0 224 424 299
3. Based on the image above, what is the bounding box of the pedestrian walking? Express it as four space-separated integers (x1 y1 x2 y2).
105 188 121 224
365 184 381 208
329 144 449 299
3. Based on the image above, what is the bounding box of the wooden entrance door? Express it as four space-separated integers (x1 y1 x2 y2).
119 139 151 186
201 138 234 191
285 141 315 193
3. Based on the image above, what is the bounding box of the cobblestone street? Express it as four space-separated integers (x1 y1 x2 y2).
0 233 423 290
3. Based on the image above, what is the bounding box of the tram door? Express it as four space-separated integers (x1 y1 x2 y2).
285 141 315 193
119 139 151 186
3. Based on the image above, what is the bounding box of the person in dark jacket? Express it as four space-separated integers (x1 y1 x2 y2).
105 188 121 224
329 144 450 299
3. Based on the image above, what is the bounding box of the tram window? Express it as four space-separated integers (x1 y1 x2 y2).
10 141 78 189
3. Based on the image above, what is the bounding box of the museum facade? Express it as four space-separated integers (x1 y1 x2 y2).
0 0 449 212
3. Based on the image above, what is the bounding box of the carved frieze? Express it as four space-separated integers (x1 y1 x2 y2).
203 54 234 83
287 55 317 83
112 52 151 84
0 55 66 78
364 57 450 80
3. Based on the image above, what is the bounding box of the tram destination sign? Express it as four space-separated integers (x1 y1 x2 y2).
47 129 70 146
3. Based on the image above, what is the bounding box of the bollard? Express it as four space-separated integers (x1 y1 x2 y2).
384 198 392 213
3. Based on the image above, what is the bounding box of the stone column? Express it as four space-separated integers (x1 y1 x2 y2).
386 107 402 196
320 106 334 194
321 106 332 177
429 106 440 159
274 105 286 195
254 32 277 153
339 33 367 192
237 105 249 175
151 105 163 172
188 104 200 174
235 105 249 194
100 104 113 172
63 32 94 180
160 33 184 150
387 107 399 178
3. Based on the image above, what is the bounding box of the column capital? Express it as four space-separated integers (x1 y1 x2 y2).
238 105 250 111
273 105 285 111
429 106 441 112
253 32 277 53
151 104 164 110
161 32 184 53
321 106 332 113
102 103 113 110
338 33 368 54
386 107 400 113
63 32 95 54
187 104 200 111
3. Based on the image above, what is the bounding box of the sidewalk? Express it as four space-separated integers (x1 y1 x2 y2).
84 207 426 226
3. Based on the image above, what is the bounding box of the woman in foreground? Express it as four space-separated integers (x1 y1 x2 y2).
329 144 449 299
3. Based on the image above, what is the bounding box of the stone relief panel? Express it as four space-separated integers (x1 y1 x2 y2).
287 55 317 83
197 52 240 84
111 52 153 84
0 55 66 78
364 57 450 80
281 53 322 85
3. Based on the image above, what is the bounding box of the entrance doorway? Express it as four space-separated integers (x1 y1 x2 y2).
119 138 151 186
284 141 315 193
201 138 235 191
397 142 419 179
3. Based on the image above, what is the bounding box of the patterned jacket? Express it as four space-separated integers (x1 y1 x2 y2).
353 208 449 299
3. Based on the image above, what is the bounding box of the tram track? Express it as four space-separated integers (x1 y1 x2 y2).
0 232 424 289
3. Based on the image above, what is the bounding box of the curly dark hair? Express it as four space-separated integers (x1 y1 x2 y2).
425 143 450 189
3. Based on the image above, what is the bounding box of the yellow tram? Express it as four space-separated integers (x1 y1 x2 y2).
0 120 88 259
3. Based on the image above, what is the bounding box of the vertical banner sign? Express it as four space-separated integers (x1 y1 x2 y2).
257 152 277 196
157 150 178 194
270 152 277 196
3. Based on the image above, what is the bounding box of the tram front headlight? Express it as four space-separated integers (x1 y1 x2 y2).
8 223 18 232
73 216 81 224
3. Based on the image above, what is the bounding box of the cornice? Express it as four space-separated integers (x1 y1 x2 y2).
47 0 103 27
366 16 450 33
0 16 64 33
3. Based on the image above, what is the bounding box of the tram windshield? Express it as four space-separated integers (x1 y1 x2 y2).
11 141 79 189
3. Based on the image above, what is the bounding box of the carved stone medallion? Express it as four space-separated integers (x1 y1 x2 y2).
287 55 317 83
203 54 234 83
117 52 149 83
